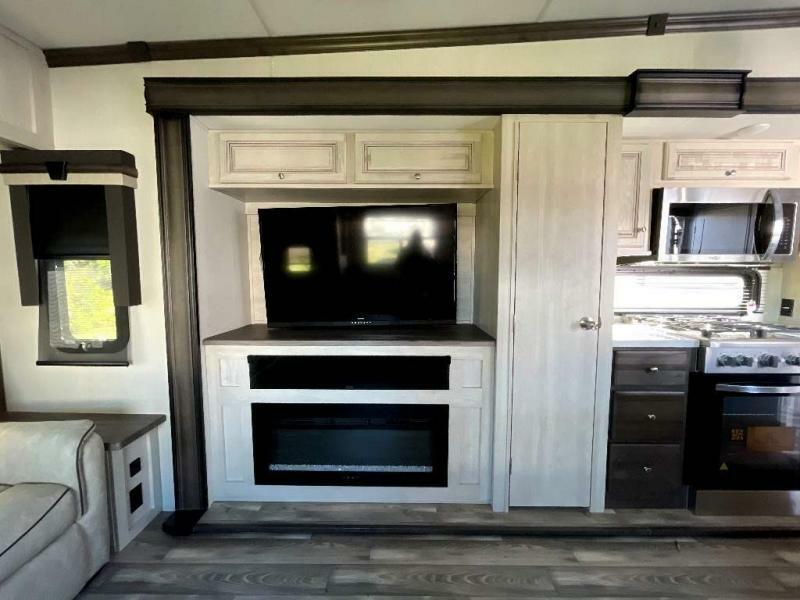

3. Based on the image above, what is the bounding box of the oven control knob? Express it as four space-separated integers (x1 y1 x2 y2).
717 354 738 367
785 355 800 366
758 353 781 368
735 354 754 367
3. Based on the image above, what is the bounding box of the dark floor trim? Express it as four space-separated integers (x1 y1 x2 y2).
45 8 800 68
193 520 800 538
161 509 206 536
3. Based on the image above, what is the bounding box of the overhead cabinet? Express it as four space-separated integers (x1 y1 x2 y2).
617 143 653 257
213 132 347 185
663 140 800 182
209 130 493 188
354 132 489 185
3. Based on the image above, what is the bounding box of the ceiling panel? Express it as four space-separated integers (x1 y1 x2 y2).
540 0 800 22
198 0 549 37
0 0 267 47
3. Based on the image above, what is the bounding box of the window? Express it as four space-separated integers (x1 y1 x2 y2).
38 259 129 365
614 267 762 315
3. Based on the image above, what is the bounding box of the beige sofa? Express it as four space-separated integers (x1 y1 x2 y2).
0 420 109 599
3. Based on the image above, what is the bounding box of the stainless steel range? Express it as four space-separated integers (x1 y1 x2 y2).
641 316 800 515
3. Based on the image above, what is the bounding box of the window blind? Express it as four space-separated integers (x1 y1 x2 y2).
614 268 761 315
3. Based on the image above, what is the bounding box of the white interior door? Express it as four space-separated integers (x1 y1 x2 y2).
509 120 609 507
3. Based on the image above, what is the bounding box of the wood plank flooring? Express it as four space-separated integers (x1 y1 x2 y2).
80 513 800 599
197 501 800 536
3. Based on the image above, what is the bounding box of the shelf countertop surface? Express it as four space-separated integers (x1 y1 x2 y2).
0 411 166 451
612 323 700 349
204 323 496 346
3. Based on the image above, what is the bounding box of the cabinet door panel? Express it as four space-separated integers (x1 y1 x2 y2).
663 141 799 182
215 132 347 184
509 120 608 507
355 132 486 184
617 143 652 256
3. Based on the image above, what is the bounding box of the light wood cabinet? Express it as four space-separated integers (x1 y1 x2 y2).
663 140 800 182
212 132 347 185
617 143 653 257
354 132 490 185
508 118 617 508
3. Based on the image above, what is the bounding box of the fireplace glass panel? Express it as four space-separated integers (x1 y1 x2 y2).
252 403 448 486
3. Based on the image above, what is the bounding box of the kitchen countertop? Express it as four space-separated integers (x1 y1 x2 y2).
612 323 699 349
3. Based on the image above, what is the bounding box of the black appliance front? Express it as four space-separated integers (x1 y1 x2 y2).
252 403 449 487
685 373 800 491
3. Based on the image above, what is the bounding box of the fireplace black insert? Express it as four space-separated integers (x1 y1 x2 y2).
252 403 449 487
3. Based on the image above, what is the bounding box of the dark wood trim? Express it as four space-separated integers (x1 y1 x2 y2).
8 186 38 306
153 114 207 511
144 75 800 117
145 76 630 116
44 7 800 68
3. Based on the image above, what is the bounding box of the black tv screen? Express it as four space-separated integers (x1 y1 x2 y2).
258 204 457 327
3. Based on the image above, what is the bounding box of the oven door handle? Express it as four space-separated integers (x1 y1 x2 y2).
716 384 800 394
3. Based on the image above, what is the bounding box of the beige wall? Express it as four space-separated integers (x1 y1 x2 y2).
2 27 800 507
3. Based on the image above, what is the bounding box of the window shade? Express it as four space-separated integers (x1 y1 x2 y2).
614 268 760 315
29 185 109 258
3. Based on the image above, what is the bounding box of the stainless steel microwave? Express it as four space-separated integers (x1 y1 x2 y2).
651 188 800 264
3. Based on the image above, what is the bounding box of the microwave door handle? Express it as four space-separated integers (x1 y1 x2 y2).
760 192 784 260
716 384 800 394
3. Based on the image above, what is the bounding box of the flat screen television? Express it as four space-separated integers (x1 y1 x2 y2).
258 203 457 327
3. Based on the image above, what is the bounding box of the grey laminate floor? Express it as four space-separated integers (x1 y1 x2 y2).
80 513 800 599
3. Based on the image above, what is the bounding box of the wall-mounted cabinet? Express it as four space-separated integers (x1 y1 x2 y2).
212 132 347 185
662 140 800 184
617 143 653 257
354 132 488 185
209 130 493 189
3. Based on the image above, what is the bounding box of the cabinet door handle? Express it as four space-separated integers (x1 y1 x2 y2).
635 226 647 233
725 169 737 176
643 466 654 473
646 366 659 373
413 172 422 180
647 413 657 421
278 172 286 180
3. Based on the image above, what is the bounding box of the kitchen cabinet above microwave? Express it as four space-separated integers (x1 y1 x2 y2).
650 187 800 264
209 130 493 189
662 141 800 184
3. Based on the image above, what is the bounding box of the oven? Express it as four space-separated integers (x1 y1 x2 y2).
685 372 800 512
651 187 799 264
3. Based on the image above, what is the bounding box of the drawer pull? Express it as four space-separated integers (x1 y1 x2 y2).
646 366 659 373
647 413 657 421
414 172 422 180
278 172 286 180
643 466 654 473
725 169 737 176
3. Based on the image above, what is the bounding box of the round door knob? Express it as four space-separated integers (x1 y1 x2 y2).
413 173 422 180
278 172 286 180
725 169 737 176
578 317 600 330
647 414 657 421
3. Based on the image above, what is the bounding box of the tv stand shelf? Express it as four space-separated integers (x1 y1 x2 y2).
204 323 495 346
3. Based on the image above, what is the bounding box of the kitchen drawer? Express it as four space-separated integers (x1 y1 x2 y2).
213 132 347 185
610 392 686 443
613 350 693 388
663 141 800 182
355 132 490 185
606 443 686 508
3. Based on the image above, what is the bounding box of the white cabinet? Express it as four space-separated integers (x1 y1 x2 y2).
354 132 490 185
508 118 618 508
617 143 653 257
663 140 800 183
212 132 347 185
0 26 53 149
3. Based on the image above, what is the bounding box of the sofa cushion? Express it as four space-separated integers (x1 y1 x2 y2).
0 483 78 583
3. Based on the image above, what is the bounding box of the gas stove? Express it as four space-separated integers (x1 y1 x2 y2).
629 316 800 374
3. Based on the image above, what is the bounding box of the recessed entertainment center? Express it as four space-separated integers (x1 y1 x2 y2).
194 115 501 506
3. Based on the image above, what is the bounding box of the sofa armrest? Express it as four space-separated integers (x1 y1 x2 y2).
0 420 96 514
